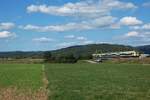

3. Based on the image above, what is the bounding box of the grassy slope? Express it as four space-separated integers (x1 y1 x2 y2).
45 63 150 100
0 64 43 90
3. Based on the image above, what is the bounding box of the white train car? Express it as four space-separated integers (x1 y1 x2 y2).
92 51 140 62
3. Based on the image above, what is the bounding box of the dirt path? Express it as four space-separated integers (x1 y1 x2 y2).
42 64 49 100
0 87 48 100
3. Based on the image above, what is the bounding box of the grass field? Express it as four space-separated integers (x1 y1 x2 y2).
0 63 150 100
45 63 150 100
0 64 43 90
0 64 48 100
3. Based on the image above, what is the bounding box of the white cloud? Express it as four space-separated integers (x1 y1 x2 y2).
58 35 94 48
27 2 107 17
24 1 137 32
130 23 150 30
20 16 116 32
120 16 143 26
124 31 139 37
64 35 75 39
130 26 141 30
24 0 138 33
120 31 150 45
76 36 87 41
57 42 76 48
57 40 94 48
142 23 150 30
65 35 87 41
82 40 94 44
27 0 137 18
0 31 16 38
32 37 55 43
0 22 15 30
20 22 92 32
27 3 107 18
91 16 116 27
106 0 137 9
122 31 150 39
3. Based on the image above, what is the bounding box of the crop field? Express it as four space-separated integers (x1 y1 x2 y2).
0 64 47 100
0 63 150 100
45 63 150 100
0 64 43 89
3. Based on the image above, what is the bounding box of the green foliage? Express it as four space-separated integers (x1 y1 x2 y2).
0 51 44 59
45 53 78 63
45 63 150 100
52 44 136 60
44 51 52 62
0 64 43 90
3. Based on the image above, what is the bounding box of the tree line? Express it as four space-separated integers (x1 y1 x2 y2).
0 44 138 63
44 51 78 63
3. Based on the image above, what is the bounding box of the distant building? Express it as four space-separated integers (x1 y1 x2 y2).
92 51 140 62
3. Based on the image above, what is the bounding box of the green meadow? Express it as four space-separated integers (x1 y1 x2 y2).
0 63 150 100
45 63 150 100
0 64 43 90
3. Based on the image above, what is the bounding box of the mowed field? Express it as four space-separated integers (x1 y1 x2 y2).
45 63 150 100
0 64 47 100
0 63 150 100
0 64 43 89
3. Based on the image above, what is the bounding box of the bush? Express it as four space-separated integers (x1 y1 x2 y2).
44 52 78 63
43 51 52 63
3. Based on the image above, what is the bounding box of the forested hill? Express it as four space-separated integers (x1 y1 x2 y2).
137 45 150 54
0 44 136 59
0 51 44 59
51 44 136 59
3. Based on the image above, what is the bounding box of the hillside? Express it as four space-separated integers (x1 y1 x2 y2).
51 44 136 59
0 51 44 59
137 45 150 54
0 44 136 59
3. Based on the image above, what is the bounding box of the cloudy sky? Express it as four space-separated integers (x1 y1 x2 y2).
0 0 150 51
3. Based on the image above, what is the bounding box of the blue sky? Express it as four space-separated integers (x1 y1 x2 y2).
0 0 150 51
